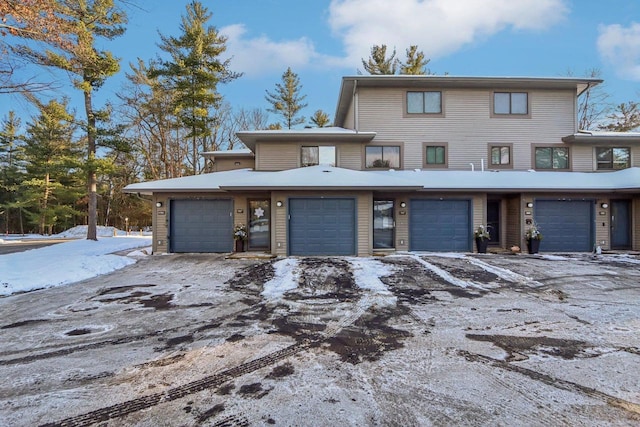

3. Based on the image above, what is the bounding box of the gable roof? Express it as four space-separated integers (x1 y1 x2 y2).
334 75 603 127
124 166 640 195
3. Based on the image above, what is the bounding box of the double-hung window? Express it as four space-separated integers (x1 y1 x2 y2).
301 146 336 167
365 146 400 168
493 92 528 115
407 91 442 114
424 144 447 167
490 145 511 167
534 146 569 170
596 147 630 170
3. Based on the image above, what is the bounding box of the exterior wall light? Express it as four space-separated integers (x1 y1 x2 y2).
526 202 534 208
156 201 163 208
601 203 609 209
276 201 283 207
400 202 407 208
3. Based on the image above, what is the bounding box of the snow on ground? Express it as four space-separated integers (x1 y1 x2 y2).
0 236 152 296
405 253 488 290
261 258 300 299
1 225 150 243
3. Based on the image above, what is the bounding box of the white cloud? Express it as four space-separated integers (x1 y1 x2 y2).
328 0 569 66
220 0 568 77
221 24 325 77
597 22 640 81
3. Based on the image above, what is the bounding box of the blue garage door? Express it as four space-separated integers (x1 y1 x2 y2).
535 200 593 252
170 199 233 253
289 198 356 256
410 199 472 252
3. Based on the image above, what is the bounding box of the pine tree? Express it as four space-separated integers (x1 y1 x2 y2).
599 102 640 132
265 67 308 129
310 110 331 128
0 111 25 234
22 99 82 234
13 0 127 240
361 45 398 75
400 45 430 75
152 1 242 175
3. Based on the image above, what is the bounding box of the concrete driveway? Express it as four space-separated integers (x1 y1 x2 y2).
1 253 639 426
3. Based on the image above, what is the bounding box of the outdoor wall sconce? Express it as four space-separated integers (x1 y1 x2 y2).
400 202 407 208
526 202 533 208
156 201 163 208
234 161 241 166
276 201 283 207
601 203 609 209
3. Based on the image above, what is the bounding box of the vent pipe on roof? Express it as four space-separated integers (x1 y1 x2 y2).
481 158 485 172
470 163 475 172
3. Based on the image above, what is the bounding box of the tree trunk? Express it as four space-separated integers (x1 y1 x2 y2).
85 87 98 241
41 171 50 235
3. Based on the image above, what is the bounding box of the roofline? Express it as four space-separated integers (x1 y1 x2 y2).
236 129 377 150
335 75 603 127
219 185 424 191
562 133 640 144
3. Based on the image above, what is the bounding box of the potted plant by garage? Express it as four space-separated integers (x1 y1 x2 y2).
525 223 542 254
234 224 247 252
474 225 490 254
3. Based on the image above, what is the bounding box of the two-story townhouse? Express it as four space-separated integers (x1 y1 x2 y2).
124 75 640 255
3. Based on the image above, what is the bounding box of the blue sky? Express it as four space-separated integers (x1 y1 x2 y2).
3 0 640 126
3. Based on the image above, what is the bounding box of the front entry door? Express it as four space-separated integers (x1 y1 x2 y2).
248 199 270 251
611 200 631 249
373 200 395 249
487 200 500 245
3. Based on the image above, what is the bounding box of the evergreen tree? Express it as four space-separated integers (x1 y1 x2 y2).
22 99 83 234
310 109 331 127
599 102 640 132
265 67 308 129
361 45 398 75
13 0 127 240
0 111 25 234
152 1 242 175
399 45 430 75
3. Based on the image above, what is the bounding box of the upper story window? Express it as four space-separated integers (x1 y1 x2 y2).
365 146 400 168
534 146 569 170
424 144 447 167
301 146 336 167
407 91 442 114
494 92 528 115
490 145 512 167
596 147 630 170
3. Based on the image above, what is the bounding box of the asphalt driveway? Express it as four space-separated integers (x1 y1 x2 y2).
1 252 639 426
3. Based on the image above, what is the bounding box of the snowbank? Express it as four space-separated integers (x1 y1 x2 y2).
0 236 152 296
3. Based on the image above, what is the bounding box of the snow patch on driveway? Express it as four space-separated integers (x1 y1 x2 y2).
261 258 300 299
408 254 488 290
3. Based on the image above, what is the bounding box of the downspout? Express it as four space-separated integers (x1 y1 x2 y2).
353 79 359 132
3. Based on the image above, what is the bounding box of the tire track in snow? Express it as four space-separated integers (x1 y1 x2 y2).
408 254 489 291
41 258 396 426
459 350 640 417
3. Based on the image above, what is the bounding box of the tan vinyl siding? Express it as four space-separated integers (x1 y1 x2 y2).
211 157 255 172
256 142 298 171
506 196 522 249
338 143 363 170
153 195 169 253
472 194 486 232
356 87 577 171
594 198 610 250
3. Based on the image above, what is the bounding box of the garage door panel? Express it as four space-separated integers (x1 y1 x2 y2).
170 199 233 253
289 198 356 256
535 200 593 252
410 199 471 252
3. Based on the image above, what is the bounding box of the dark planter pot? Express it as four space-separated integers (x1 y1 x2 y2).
527 239 541 254
234 239 246 252
475 237 489 254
